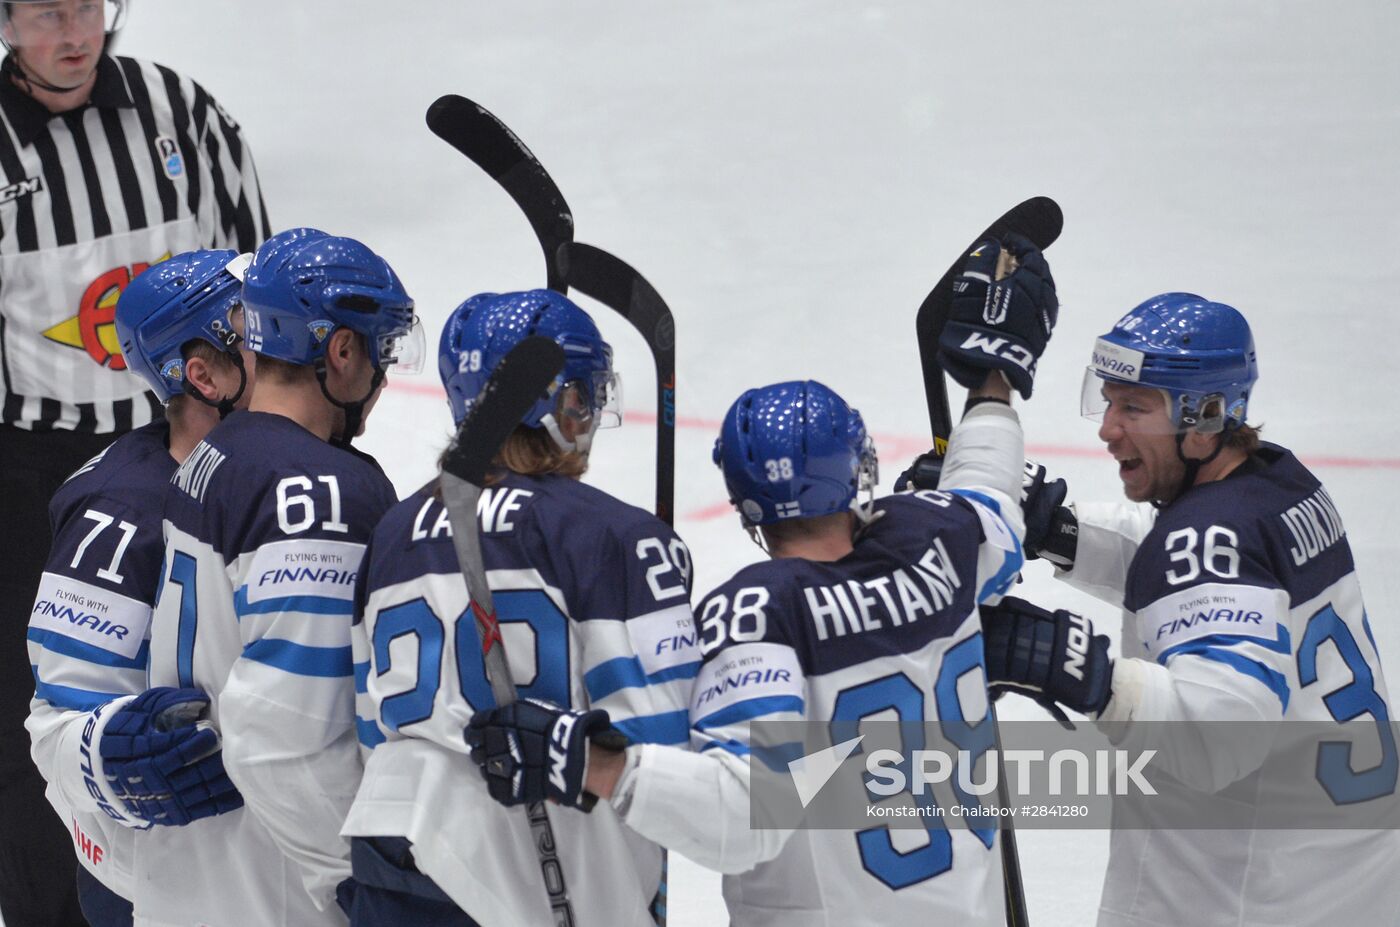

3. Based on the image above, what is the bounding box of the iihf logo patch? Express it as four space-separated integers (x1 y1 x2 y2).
160 359 184 383
307 320 335 342
154 137 183 180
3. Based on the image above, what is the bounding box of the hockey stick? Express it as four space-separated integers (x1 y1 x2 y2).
557 241 676 926
557 241 677 527
915 197 1063 927
428 96 674 924
426 94 575 291
915 196 1064 452
439 336 578 925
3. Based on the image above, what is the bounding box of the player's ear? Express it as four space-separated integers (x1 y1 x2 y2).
182 355 220 404
324 328 360 371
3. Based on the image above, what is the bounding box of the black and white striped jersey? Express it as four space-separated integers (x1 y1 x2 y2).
0 54 270 434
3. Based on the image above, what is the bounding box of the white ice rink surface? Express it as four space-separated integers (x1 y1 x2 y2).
107 2 1400 924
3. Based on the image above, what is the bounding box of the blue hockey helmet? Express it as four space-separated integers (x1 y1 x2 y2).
438 289 619 450
240 228 423 374
115 248 250 403
713 380 878 528
1082 293 1258 434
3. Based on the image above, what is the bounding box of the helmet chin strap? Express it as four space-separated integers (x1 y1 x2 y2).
1164 428 1228 506
315 358 385 449
183 353 248 420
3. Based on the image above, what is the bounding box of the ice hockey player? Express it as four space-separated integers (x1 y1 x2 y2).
341 289 698 926
466 235 1059 926
25 249 255 927
973 293 1400 926
144 228 420 926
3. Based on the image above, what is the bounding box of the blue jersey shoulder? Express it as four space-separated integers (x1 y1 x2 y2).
166 411 398 558
364 473 689 623
697 492 984 677
45 421 175 603
1127 444 1353 610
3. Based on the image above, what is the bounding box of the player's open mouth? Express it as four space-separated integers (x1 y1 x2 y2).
1118 458 1142 474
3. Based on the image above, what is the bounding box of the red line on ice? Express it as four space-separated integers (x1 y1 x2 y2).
387 380 1400 521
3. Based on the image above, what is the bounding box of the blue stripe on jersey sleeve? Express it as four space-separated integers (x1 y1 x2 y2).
694 695 805 732
1157 624 1292 663
613 709 691 746
584 655 702 702
234 587 354 619
354 660 370 694
32 668 121 712
946 489 1026 601
701 739 751 758
242 639 353 678
27 628 148 671
1162 641 1291 712
357 716 386 748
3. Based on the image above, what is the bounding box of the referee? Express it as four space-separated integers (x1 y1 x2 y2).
0 2 268 924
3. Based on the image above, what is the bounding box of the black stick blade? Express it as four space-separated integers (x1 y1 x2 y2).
556 241 677 525
556 243 675 353
426 94 574 291
915 196 1064 448
441 336 565 488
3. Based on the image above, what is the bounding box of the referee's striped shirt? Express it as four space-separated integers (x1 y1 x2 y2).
0 54 270 434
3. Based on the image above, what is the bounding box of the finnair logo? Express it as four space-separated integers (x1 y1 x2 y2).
789 735 864 808
1091 339 1144 382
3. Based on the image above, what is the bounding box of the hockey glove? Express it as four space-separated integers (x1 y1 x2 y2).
100 687 244 826
466 699 627 810
894 449 944 493
1021 460 1078 569
937 233 1058 399
982 596 1112 722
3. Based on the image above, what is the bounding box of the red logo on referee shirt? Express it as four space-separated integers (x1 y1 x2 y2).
41 254 172 369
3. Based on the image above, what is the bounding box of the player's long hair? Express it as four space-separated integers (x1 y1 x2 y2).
1221 422 1262 455
434 424 588 494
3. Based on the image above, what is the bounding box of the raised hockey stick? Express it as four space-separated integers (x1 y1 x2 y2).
915 196 1064 452
557 241 677 527
915 197 1063 927
557 240 676 926
428 96 674 924
426 94 575 291
438 336 579 926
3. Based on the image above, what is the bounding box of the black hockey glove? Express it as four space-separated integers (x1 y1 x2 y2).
982 596 1112 722
466 699 627 810
894 450 944 493
100 687 244 826
937 233 1058 399
1022 460 1078 569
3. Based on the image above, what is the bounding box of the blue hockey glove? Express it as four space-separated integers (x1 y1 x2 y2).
1021 460 1077 568
894 449 944 493
982 596 1112 721
100 687 244 826
466 699 626 810
938 233 1058 399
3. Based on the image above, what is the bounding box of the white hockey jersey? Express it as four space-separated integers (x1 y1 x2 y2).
144 411 396 927
612 403 1028 927
343 472 699 927
1063 444 1400 927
